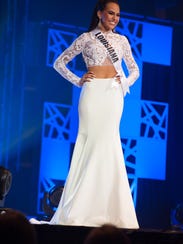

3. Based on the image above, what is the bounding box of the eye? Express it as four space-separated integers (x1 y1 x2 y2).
108 11 114 15
107 10 120 17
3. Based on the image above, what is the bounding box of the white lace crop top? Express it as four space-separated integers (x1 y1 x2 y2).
53 28 139 95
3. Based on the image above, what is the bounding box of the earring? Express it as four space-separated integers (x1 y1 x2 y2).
97 18 102 28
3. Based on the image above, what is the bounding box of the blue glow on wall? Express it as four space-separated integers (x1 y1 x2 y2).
136 138 167 180
40 139 70 180
142 23 172 65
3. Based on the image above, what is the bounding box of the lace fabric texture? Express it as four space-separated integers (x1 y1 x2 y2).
53 29 139 95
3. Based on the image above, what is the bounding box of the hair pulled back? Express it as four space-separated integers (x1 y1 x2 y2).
88 0 120 31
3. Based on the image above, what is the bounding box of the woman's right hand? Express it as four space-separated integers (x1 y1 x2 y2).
79 71 96 85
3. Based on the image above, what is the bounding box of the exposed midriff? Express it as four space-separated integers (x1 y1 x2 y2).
88 65 117 78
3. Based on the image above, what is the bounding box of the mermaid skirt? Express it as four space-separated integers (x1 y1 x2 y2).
50 78 139 228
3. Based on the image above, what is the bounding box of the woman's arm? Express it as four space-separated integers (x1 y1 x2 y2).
53 33 86 87
122 36 140 87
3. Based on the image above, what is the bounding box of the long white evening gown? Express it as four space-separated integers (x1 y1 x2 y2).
30 28 139 228
50 77 139 228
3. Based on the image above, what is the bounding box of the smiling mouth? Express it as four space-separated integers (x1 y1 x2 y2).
109 22 116 26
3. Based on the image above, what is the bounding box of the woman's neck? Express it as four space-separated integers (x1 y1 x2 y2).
96 25 113 33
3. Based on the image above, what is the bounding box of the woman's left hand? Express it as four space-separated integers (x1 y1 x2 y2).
80 71 96 85
115 74 121 84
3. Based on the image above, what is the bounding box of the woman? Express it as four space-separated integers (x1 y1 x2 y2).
50 0 139 228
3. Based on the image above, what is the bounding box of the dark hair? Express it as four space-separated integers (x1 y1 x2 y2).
84 224 131 244
88 0 120 31
0 208 38 243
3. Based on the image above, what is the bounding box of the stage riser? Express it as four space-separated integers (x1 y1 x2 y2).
33 225 183 244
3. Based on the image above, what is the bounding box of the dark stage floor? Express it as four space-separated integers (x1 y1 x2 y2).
33 224 183 244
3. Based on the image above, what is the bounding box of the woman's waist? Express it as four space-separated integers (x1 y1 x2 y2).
88 65 117 78
83 77 121 90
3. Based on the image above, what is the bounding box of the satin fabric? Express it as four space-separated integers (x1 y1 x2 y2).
50 78 139 228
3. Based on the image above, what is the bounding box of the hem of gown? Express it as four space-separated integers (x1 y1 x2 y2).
30 217 139 229
50 217 139 229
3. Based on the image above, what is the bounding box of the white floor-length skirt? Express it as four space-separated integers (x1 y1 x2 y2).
50 78 139 228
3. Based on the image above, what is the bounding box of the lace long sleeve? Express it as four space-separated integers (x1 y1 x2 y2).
53 33 86 87
122 36 140 91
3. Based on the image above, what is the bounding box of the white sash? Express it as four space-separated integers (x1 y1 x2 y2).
92 29 130 96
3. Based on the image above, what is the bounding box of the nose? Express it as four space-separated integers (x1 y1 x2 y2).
113 14 119 22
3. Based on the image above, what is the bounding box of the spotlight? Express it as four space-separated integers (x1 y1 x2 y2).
0 166 12 207
42 185 63 220
49 185 63 208
171 203 183 230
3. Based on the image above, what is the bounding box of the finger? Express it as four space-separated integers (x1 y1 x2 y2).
115 76 121 84
87 71 96 77
85 78 92 82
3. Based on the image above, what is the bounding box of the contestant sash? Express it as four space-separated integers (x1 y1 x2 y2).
92 30 121 72
92 29 129 95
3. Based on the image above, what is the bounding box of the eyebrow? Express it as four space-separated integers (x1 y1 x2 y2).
106 10 120 15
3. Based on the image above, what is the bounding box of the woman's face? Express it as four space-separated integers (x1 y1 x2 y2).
97 2 120 31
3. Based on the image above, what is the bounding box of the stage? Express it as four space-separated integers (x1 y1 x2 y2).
33 224 183 244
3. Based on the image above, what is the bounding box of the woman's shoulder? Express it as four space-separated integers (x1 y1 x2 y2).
77 30 129 44
77 31 91 38
74 31 92 43
114 31 128 41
